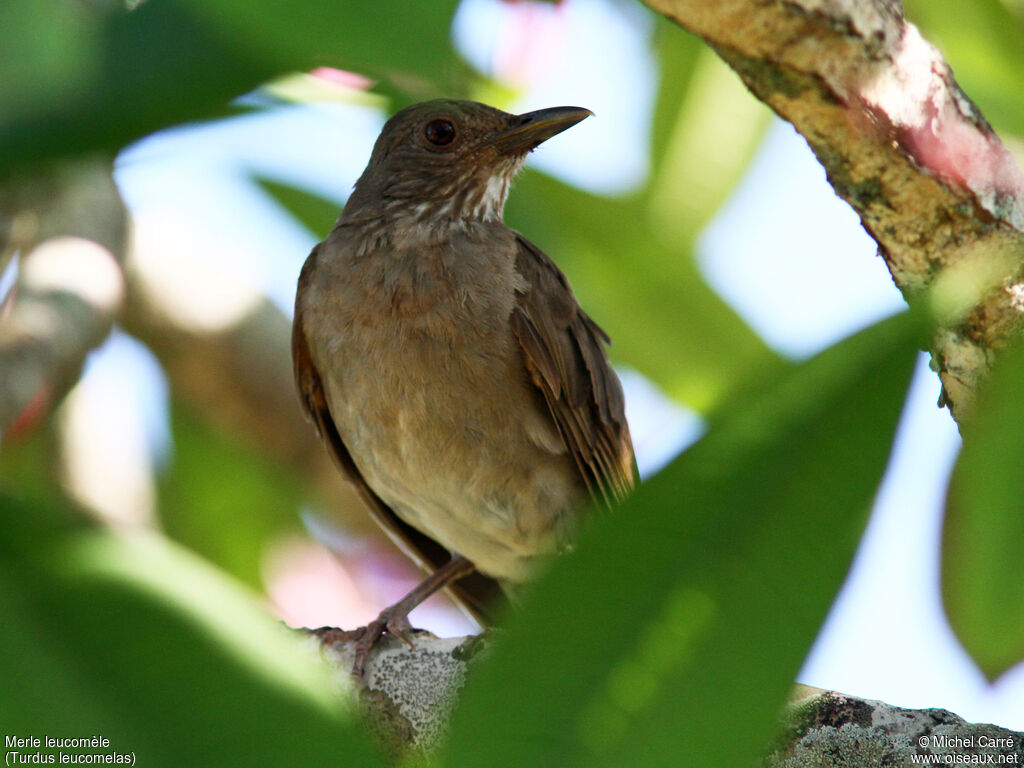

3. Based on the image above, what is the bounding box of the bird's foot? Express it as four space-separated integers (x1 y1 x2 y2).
312 557 476 679
352 605 418 677
312 606 418 679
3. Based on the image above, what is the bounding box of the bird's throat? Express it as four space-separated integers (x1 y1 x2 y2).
411 158 523 225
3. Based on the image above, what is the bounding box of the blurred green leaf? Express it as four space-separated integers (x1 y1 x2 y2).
256 177 343 238
442 311 919 767
0 424 66 508
0 1 102 127
943 340 1024 681
904 0 1024 138
647 18 705 179
182 0 459 81
0 0 462 175
646 35 772 239
157 402 304 589
0 0 261 174
0 491 383 766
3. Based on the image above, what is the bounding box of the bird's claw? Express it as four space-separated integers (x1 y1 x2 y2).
315 608 419 680
352 608 418 677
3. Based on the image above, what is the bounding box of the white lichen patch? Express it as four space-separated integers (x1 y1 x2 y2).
363 634 471 750
766 691 1024 768
764 723 913 767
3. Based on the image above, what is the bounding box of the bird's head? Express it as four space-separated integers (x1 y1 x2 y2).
342 99 592 225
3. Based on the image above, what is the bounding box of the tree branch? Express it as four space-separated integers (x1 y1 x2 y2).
644 0 1024 423
768 687 1024 766
313 631 1024 763
313 631 484 755
0 157 127 434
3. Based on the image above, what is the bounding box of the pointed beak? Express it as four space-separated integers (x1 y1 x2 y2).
491 106 593 155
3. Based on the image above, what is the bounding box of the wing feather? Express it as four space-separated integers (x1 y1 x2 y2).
510 235 636 510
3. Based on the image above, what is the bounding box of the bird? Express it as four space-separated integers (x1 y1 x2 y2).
292 99 635 674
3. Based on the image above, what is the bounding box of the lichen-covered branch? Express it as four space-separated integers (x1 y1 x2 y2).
0 158 127 434
644 0 1024 423
312 630 484 755
311 630 1024 764
766 688 1024 766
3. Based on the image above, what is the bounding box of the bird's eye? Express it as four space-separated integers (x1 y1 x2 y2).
424 119 456 146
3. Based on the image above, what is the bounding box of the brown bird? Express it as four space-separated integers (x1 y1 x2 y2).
292 99 635 673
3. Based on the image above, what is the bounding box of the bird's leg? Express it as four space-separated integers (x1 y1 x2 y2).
319 555 476 679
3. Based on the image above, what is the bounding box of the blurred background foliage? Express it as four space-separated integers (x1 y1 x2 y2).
1 0 1023 764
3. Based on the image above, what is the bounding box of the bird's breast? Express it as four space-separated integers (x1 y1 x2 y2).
303 229 582 581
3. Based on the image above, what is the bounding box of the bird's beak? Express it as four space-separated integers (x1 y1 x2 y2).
491 106 593 155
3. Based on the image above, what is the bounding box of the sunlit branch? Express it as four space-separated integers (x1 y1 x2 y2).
645 0 1024 424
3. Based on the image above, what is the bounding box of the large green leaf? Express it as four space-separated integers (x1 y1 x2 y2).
904 0 1024 138
0 0 462 175
0 491 383 766
943 340 1024 680
441 311 919 767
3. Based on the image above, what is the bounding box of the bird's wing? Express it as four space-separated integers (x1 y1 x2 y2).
510 234 637 509
292 245 504 625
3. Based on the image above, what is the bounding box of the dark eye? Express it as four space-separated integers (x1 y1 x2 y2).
424 119 456 146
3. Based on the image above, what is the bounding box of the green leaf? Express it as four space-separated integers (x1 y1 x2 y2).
157 402 304 590
0 0 463 175
943 340 1024 681
647 18 705 180
441 312 919 767
0 423 66 508
0 0 260 174
0 491 383 766
904 0 1024 138
645 40 772 241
